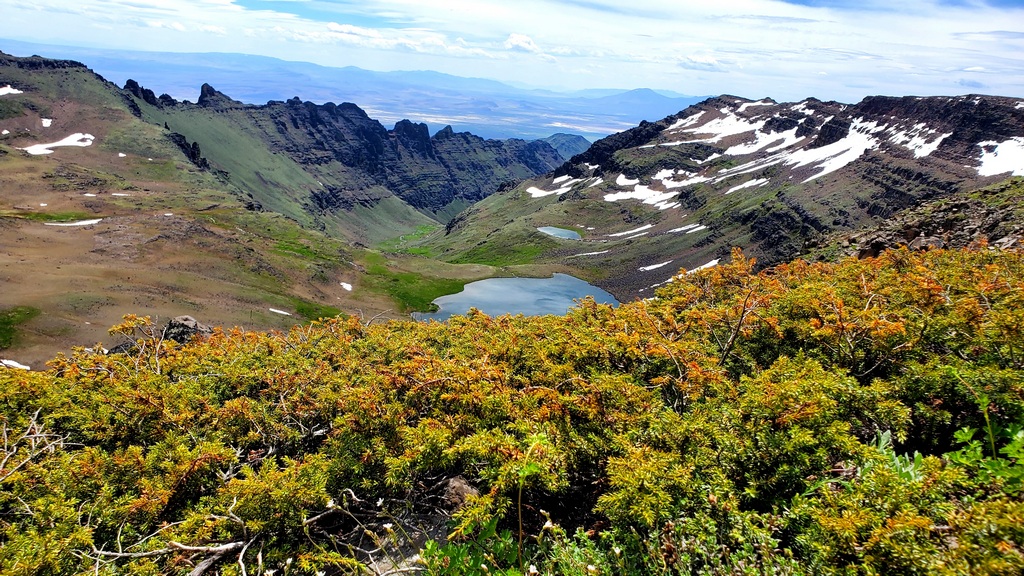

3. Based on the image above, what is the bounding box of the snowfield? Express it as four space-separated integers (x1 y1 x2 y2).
608 224 654 237
976 138 1024 177
639 260 674 272
45 219 103 227
727 178 770 194
1 359 30 370
19 133 95 155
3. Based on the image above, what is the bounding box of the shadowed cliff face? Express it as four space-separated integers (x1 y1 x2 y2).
129 82 564 221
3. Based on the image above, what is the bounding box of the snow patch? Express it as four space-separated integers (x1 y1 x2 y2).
737 100 772 113
268 308 292 316
653 169 710 189
527 177 580 198
552 174 571 184
688 258 721 273
567 250 609 257
0 85 23 96
608 224 654 237
723 127 801 156
604 185 680 210
83 193 96 197
1 359 30 370
587 178 604 188
976 138 1024 176
888 124 950 158
668 223 702 233
19 133 95 155
639 260 674 272
680 112 766 144
118 152 127 158
615 173 639 187
1 130 9 135
781 118 881 182
726 178 770 194
686 225 708 234
789 102 813 115
340 282 353 291
111 193 130 197
45 218 102 227
41 118 53 127
583 163 600 170
665 111 705 131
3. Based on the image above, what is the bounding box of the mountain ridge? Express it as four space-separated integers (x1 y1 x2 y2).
0 38 706 140
116 75 567 241
432 93 1024 296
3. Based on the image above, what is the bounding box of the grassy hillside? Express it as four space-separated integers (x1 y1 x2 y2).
2 247 1022 575
0 56 506 363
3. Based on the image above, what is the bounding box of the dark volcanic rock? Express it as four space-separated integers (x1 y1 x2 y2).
166 132 210 170
827 180 1024 259
162 316 213 344
197 83 243 109
0 51 87 70
124 79 159 107
809 117 852 149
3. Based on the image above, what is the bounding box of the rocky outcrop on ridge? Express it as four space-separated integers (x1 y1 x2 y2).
124 82 564 221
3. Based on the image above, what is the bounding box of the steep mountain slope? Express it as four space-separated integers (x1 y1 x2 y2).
434 94 1024 297
0 51 505 365
541 132 591 160
124 81 564 241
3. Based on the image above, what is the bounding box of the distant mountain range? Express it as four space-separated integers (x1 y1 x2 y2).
0 39 706 141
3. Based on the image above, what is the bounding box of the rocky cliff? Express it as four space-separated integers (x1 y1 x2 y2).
124 81 564 232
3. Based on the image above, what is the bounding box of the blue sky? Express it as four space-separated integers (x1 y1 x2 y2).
1 0 1023 102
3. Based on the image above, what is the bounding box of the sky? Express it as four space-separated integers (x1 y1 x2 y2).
1 0 1023 102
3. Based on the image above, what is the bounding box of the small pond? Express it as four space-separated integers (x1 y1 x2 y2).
537 226 582 240
413 273 618 321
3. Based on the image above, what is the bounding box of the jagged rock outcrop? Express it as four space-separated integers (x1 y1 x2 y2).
197 83 243 109
166 132 210 170
828 179 1024 258
124 79 159 107
181 93 564 216
162 315 213 344
0 51 87 70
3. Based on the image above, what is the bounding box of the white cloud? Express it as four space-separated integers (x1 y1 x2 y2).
504 32 541 53
0 0 1022 101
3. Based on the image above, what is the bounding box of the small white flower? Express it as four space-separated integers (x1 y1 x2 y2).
529 565 539 575
587 565 598 573
481 563 490 572
327 499 336 508
383 523 394 531
286 558 293 566
377 497 384 507
613 546 621 557
543 520 554 529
